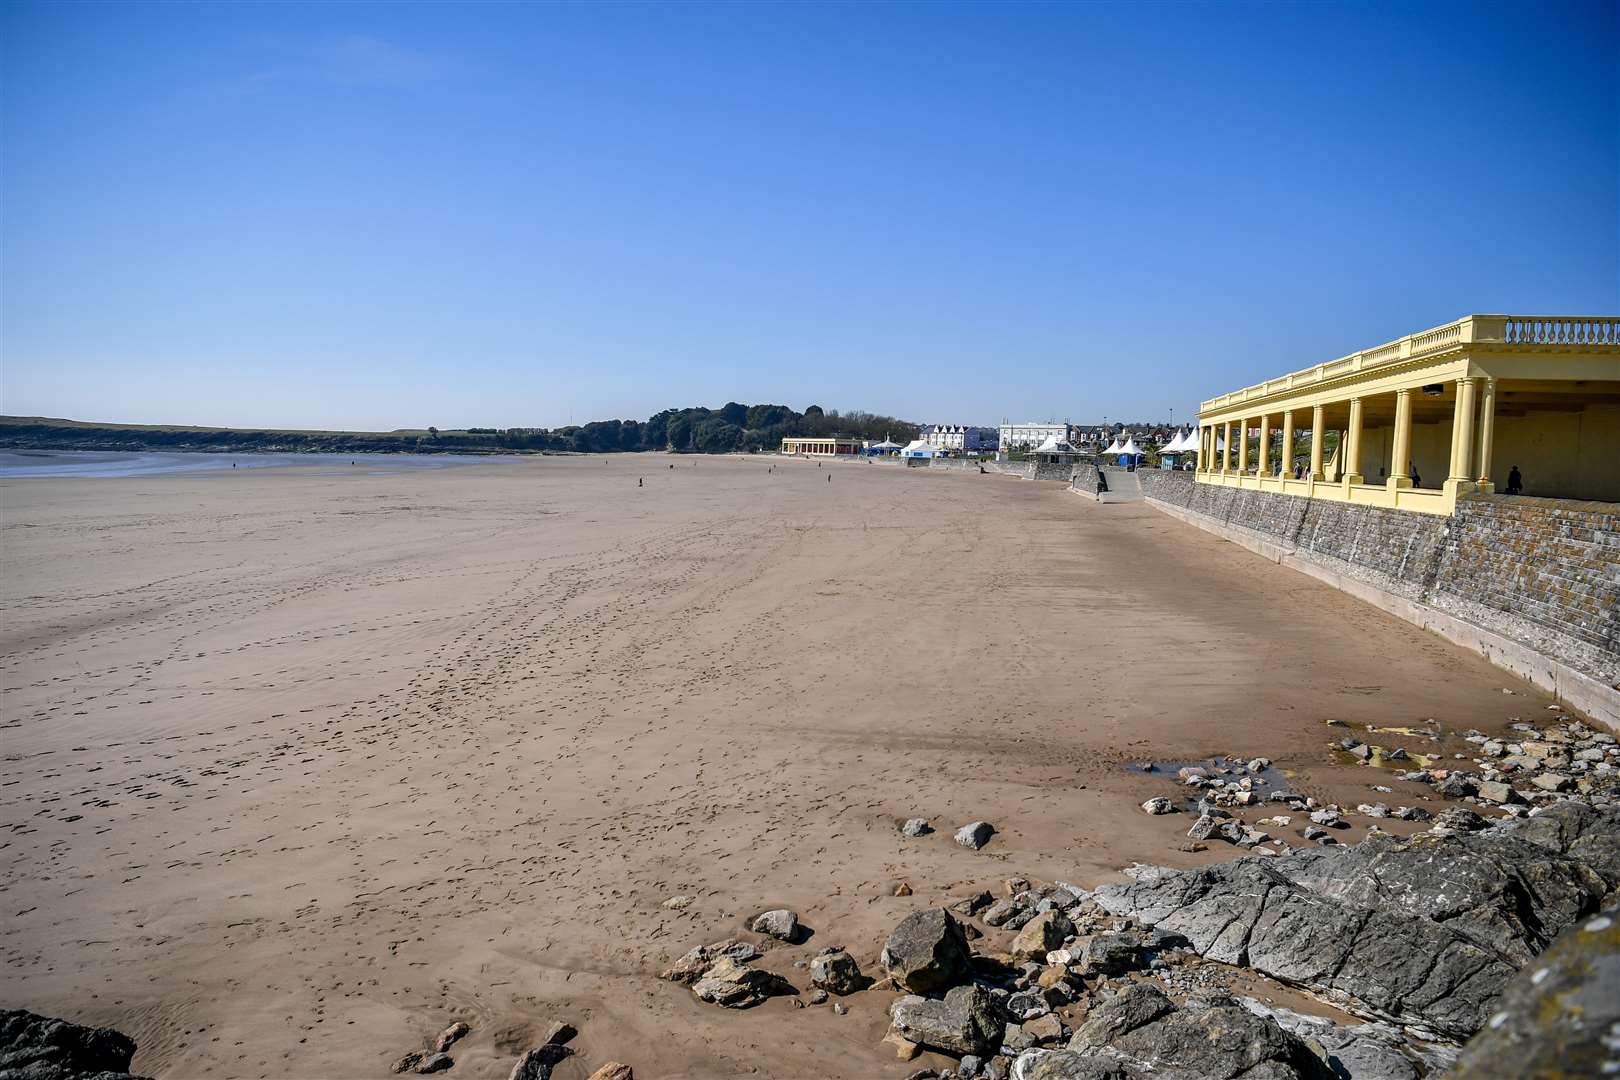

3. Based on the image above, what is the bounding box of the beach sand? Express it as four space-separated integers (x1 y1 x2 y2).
0 455 1554 1078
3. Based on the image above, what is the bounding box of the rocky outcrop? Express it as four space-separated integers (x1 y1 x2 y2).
1447 909 1620 1078
0 1010 151 1080
881 909 973 994
1012 983 1331 1080
1091 803 1619 1039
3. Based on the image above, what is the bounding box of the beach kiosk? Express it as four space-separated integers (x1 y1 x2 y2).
866 438 903 457
1032 433 1085 465
900 439 936 467
1158 428 1196 468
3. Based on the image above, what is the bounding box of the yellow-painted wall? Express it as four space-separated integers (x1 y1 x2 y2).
1491 404 1620 502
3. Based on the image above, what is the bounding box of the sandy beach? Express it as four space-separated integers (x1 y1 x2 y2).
0 455 1558 1079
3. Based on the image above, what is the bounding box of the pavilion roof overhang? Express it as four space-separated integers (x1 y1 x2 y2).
1198 315 1620 425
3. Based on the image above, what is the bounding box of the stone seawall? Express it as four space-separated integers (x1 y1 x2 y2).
1136 469 1620 727
925 458 1037 479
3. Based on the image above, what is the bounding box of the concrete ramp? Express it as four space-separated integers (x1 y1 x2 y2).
1073 467 1143 503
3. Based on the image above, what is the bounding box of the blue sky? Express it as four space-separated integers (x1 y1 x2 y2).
3 1 1616 431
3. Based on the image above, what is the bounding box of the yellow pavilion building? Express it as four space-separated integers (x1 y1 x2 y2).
1195 314 1620 513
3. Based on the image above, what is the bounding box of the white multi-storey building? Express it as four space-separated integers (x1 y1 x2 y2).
922 424 992 452
998 421 1077 450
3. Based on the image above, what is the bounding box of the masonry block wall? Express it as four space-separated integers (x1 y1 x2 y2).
1136 469 1620 688
927 458 1037 479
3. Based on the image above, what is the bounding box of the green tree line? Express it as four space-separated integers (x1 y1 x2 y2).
0 403 922 456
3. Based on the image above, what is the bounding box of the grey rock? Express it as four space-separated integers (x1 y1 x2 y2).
1005 990 1050 1021
952 890 994 916
1140 797 1174 815
536 1021 575 1046
903 818 933 837
1429 807 1488 834
393 1052 428 1075
881 908 973 994
1068 983 1327 1079
659 939 758 983
983 896 1028 928
1435 773 1478 798
809 948 864 995
1186 814 1218 841
1448 910 1620 1079
1475 780 1517 804
959 1055 983 1078
1082 931 1144 975
1090 809 1619 1039
1531 772 1570 792
1010 910 1075 962
1237 998 1420 1080
414 1054 454 1075
434 1021 471 1053
1008 1051 1134 1080
508 1043 571 1080
690 955 795 1008
0 1010 150 1080
808 988 828 1005
749 908 800 941
1002 1022 1035 1053
956 821 996 849
889 984 1002 1056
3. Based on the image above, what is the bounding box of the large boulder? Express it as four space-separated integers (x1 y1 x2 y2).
1066 983 1330 1080
881 909 973 993
0 1009 151 1080
1447 909 1620 1078
888 984 1002 1056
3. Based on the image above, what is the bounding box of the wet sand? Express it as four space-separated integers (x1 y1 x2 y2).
0 455 1556 1078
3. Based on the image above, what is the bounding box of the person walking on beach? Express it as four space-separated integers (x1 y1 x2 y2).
1506 465 1523 495
638 477 643 488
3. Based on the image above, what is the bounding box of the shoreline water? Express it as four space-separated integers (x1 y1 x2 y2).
0 449 515 479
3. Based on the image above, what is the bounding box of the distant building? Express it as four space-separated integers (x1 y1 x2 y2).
781 436 862 456
921 425 993 452
999 421 1077 450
